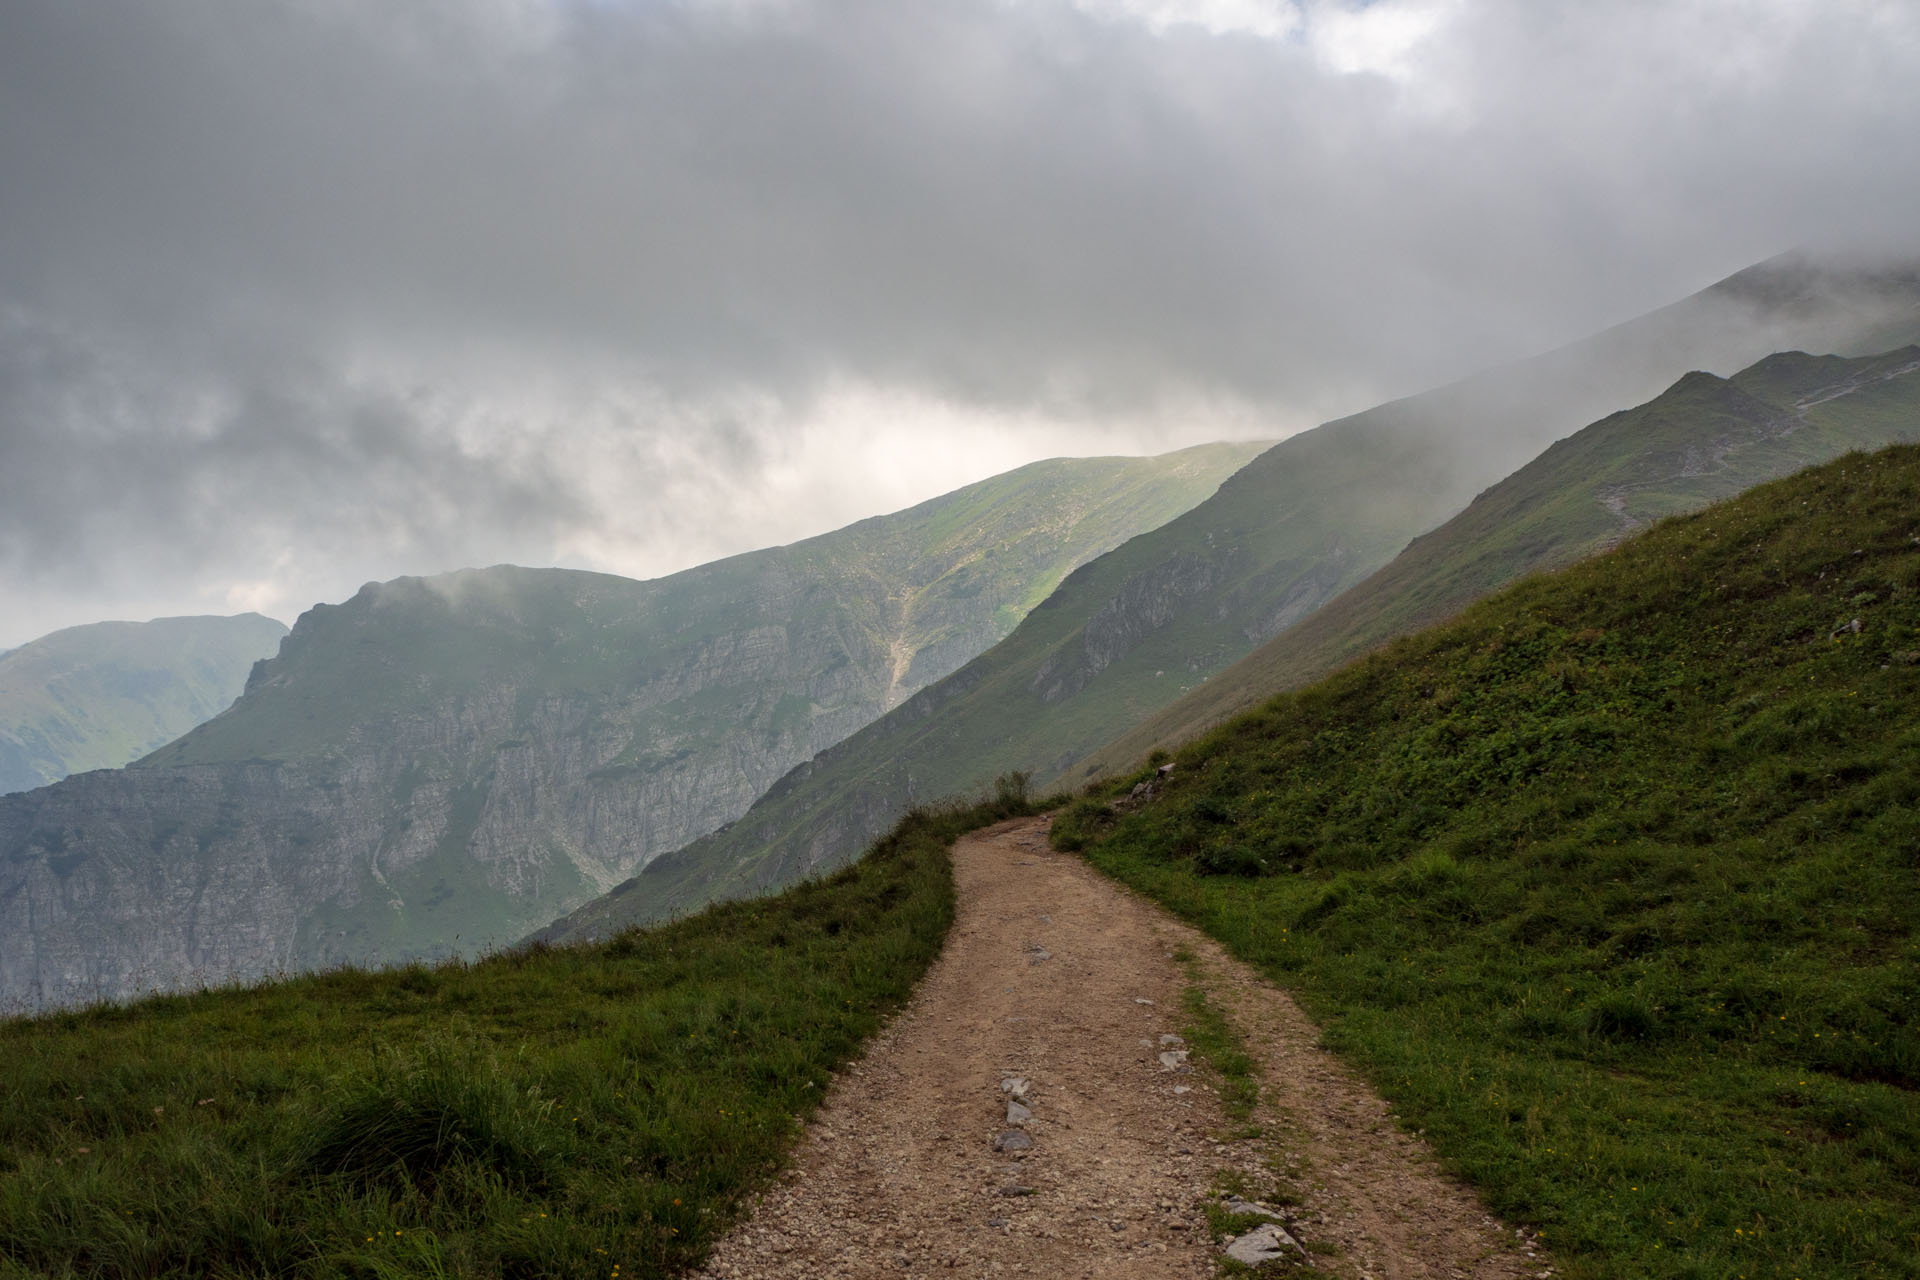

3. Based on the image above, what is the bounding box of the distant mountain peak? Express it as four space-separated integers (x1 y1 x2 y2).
0 613 289 796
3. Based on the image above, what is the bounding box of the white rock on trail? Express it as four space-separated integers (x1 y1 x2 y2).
1223 1222 1305 1265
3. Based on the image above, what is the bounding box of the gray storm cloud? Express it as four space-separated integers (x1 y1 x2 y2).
1 0 1917 644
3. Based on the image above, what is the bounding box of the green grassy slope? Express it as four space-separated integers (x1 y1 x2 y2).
0 615 287 795
146 442 1263 772
1082 346 1920 776
0 789 1045 1280
543 254 1920 940
1052 445 1920 1279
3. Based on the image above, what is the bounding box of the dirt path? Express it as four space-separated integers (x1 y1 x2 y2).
695 816 1546 1279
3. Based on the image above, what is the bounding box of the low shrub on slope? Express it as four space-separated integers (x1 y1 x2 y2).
1056 446 1920 1279
0 788 1043 1279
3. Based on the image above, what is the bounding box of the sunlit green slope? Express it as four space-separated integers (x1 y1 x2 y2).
147 442 1263 772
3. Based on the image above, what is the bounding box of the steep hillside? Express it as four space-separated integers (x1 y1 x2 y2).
1051 445 1920 1278
0 793 1039 1279
0 443 1258 1010
0 614 286 795
541 250 1920 939
1081 344 1920 775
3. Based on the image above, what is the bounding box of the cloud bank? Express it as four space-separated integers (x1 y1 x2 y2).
1 0 1916 644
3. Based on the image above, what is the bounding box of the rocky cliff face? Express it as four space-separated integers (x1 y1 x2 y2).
0 444 1263 1011
0 670 850 1008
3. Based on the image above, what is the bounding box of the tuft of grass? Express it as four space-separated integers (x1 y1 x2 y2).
1059 446 1920 1279
1180 980 1260 1126
0 792 1045 1278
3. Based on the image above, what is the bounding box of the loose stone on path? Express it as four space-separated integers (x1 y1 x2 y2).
1223 1221 1307 1266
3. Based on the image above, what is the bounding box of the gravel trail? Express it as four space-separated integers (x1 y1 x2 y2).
695 815 1543 1279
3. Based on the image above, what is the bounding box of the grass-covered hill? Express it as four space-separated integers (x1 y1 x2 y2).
0 614 287 795
539 253 1920 943
1052 445 1920 1279
1080 344 1920 778
0 788 1044 1279
1 444 1256 1012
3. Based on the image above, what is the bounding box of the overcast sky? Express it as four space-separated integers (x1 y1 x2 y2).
2 0 1917 646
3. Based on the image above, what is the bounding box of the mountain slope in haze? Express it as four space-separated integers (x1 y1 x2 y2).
539 250 1920 940
0 442 1261 1011
148 443 1262 775
1081 344 1920 776
0 615 287 795
1051 445 1920 1278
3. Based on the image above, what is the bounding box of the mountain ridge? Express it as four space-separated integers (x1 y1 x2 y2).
0 442 1262 1010
537 251 1920 940
1076 343 1920 775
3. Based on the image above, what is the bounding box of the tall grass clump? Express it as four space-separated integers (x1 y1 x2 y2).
1057 446 1920 1280
0 789 1048 1279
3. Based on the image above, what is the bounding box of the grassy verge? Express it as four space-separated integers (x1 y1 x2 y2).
1176 959 1330 1277
0 787 1045 1279
1174 956 1261 1130
1055 448 1920 1279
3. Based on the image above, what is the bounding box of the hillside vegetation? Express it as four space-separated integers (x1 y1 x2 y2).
0 787 1044 1279
1052 446 1920 1279
1081 345 1920 776
543 253 1920 942
0 614 286 795
2 444 1254 1010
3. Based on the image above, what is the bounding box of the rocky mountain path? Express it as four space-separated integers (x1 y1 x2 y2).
694 815 1547 1279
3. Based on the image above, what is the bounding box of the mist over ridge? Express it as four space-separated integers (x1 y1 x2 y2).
543 250 1920 934
5 0 1919 643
